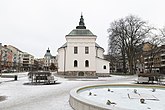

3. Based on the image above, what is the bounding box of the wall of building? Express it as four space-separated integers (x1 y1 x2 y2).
96 47 104 58
65 36 96 72
57 47 66 72
96 57 110 76
0 45 13 70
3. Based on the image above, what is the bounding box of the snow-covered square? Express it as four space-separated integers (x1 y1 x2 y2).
0 72 137 110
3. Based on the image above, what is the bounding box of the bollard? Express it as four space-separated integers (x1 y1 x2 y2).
14 75 17 81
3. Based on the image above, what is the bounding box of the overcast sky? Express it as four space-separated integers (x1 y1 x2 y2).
0 0 165 58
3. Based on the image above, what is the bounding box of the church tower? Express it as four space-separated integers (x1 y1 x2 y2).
57 14 110 76
44 48 52 70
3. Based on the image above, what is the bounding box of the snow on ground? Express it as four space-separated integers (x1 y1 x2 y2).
0 72 137 110
79 87 165 110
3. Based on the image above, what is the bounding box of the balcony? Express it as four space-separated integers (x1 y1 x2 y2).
161 53 165 56
144 62 148 64
144 57 148 60
161 59 165 61
144 66 148 68
161 64 165 67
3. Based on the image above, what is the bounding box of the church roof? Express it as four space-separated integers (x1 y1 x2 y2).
58 14 103 51
95 43 102 48
95 43 104 50
66 14 96 36
67 29 95 36
60 43 67 48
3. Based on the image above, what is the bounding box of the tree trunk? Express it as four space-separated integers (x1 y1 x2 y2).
122 55 127 74
129 61 134 75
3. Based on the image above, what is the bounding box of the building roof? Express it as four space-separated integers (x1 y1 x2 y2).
67 29 95 36
66 14 96 37
95 43 104 50
60 43 67 48
44 48 52 57
58 14 103 50
7 45 23 52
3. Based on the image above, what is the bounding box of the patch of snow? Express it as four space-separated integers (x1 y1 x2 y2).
0 72 137 110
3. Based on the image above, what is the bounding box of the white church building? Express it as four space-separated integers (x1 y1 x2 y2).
57 15 110 76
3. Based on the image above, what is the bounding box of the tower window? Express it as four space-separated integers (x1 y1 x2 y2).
85 47 89 54
74 60 78 67
85 60 89 67
74 47 78 54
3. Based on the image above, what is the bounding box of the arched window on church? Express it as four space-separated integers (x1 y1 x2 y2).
103 65 106 69
85 60 89 67
74 60 78 67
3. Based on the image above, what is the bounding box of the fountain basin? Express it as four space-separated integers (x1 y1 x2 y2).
69 84 165 110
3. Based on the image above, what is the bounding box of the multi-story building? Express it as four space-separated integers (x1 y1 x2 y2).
135 42 154 74
22 52 34 71
0 43 35 72
7 45 23 71
143 45 165 74
0 44 13 71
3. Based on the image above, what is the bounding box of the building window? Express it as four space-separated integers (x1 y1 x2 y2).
103 65 106 69
85 60 89 67
74 60 78 67
85 47 89 54
74 47 78 54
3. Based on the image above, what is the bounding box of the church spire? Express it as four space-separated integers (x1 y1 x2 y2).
47 47 50 53
76 13 86 29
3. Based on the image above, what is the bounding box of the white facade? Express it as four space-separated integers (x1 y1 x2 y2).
65 37 96 72
57 15 109 76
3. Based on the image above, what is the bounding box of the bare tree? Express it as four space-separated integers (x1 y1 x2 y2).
160 26 165 37
160 26 165 45
108 19 127 73
108 15 153 74
124 15 154 74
